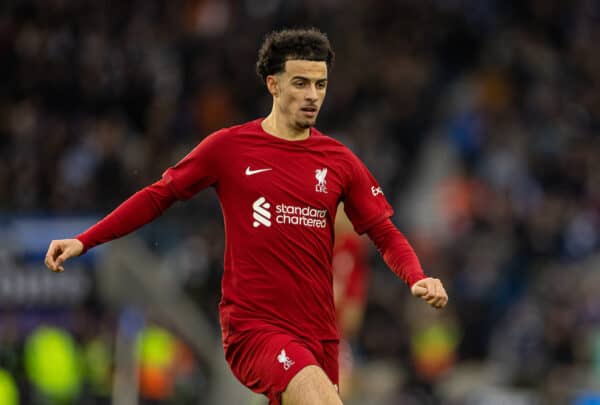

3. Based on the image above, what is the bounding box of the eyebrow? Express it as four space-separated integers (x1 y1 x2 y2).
290 76 328 81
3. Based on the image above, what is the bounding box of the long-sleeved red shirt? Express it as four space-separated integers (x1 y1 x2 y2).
77 119 426 342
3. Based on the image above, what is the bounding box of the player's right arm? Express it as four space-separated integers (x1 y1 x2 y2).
44 130 224 272
44 178 177 272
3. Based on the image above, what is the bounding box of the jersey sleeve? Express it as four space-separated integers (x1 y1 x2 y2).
161 130 225 200
343 152 394 234
75 179 177 253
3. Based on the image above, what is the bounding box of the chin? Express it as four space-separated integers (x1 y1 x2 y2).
297 118 317 129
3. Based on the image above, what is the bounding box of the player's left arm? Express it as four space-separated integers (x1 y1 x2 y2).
366 219 448 309
340 150 447 308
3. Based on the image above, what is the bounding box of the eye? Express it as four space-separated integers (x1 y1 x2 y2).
293 80 305 88
317 81 327 89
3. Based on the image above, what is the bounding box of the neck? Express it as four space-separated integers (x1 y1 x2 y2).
261 108 310 141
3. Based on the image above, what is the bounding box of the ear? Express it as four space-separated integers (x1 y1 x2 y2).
266 75 279 97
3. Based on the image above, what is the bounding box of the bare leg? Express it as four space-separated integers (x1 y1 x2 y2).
281 365 343 405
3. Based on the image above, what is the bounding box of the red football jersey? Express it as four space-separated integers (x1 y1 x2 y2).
162 119 393 342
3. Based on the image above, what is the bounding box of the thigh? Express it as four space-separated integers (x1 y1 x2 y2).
226 331 321 405
281 365 343 405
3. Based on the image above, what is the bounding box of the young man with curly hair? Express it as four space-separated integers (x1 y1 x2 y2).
45 28 448 405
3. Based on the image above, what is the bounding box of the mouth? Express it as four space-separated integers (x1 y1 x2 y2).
300 106 318 117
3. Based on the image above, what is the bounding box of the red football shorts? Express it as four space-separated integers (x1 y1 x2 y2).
225 328 339 405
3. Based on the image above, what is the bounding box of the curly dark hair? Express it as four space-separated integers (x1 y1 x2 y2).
256 28 335 82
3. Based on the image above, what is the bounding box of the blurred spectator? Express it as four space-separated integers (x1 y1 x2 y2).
24 326 82 404
0 368 19 405
136 325 199 404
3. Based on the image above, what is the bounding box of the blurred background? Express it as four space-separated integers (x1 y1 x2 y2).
1 0 600 404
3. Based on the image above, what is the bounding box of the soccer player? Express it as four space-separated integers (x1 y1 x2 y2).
44 28 448 405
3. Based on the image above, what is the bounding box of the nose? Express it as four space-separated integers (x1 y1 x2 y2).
305 84 318 101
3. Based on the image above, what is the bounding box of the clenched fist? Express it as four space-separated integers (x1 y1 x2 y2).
411 277 448 309
44 239 84 272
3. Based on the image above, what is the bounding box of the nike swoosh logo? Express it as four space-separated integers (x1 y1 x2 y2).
245 167 272 176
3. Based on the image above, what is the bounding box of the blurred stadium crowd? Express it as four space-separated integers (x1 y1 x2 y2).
1 0 600 404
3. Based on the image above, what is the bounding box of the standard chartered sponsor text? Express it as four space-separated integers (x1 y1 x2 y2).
275 203 327 228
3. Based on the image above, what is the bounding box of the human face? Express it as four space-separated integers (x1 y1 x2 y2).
269 60 328 130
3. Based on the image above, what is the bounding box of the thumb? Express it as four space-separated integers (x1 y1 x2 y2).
55 254 67 272
56 248 74 269
411 284 428 297
57 247 76 265
56 253 66 265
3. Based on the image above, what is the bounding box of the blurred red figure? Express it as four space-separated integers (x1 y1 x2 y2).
332 204 370 399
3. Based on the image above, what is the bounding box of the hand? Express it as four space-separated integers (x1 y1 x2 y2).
411 278 448 309
44 239 84 272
